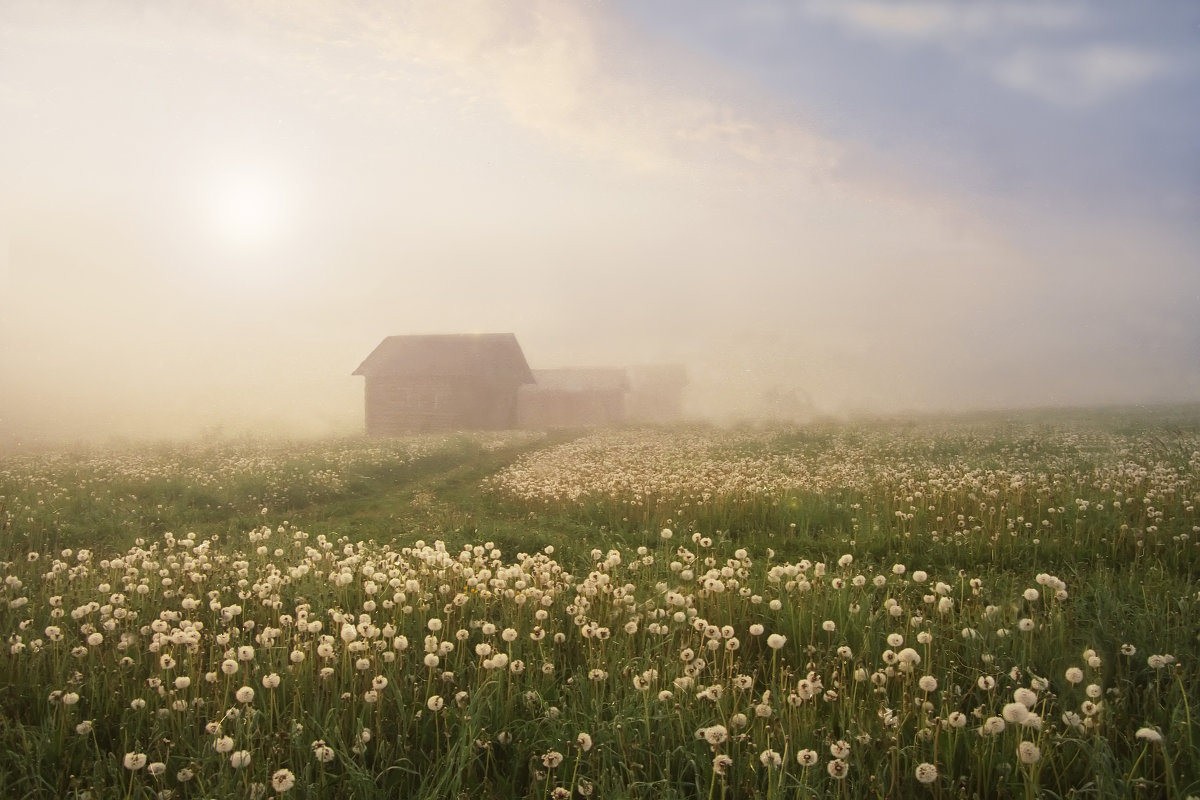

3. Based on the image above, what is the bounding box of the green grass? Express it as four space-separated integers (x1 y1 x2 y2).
0 410 1198 799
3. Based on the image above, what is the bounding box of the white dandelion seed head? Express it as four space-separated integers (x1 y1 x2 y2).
271 768 296 792
1017 741 1041 765
1135 727 1163 744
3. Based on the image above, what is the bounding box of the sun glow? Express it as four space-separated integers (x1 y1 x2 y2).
209 173 286 247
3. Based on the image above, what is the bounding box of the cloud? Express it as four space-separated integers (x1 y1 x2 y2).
802 0 1085 42
992 44 1171 107
800 1 1174 107
239 0 841 177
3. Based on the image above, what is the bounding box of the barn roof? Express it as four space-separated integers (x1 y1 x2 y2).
529 368 630 393
352 334 535 382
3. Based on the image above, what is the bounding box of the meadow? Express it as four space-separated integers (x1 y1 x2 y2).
0 409 1197 799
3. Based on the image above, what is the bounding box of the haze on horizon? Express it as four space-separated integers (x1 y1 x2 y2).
2 0 1198 445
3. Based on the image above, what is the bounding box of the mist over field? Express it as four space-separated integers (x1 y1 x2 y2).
3 9 1200 790
2 1 1199 445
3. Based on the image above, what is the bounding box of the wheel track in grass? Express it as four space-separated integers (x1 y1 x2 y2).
0 431 598 561
280 431 598 557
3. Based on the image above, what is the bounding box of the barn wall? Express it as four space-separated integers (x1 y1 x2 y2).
459 378 522 430
518 390 626 428
364 376 458 434
363 376 522 434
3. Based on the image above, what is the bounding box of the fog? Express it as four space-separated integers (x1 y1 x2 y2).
2 1 1199 445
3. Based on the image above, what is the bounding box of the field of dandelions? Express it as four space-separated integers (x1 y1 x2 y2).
1 411 1198 799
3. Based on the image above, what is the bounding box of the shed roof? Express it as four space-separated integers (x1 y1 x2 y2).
352 334 534 382
529 368 630 393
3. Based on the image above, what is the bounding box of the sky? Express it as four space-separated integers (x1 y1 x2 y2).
1 0 1198 442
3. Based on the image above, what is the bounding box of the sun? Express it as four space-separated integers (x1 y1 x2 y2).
209 172 286 247
190 165 301 288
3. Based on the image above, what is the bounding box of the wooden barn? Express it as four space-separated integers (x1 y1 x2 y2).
352 334 534 434
517 368 630 428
